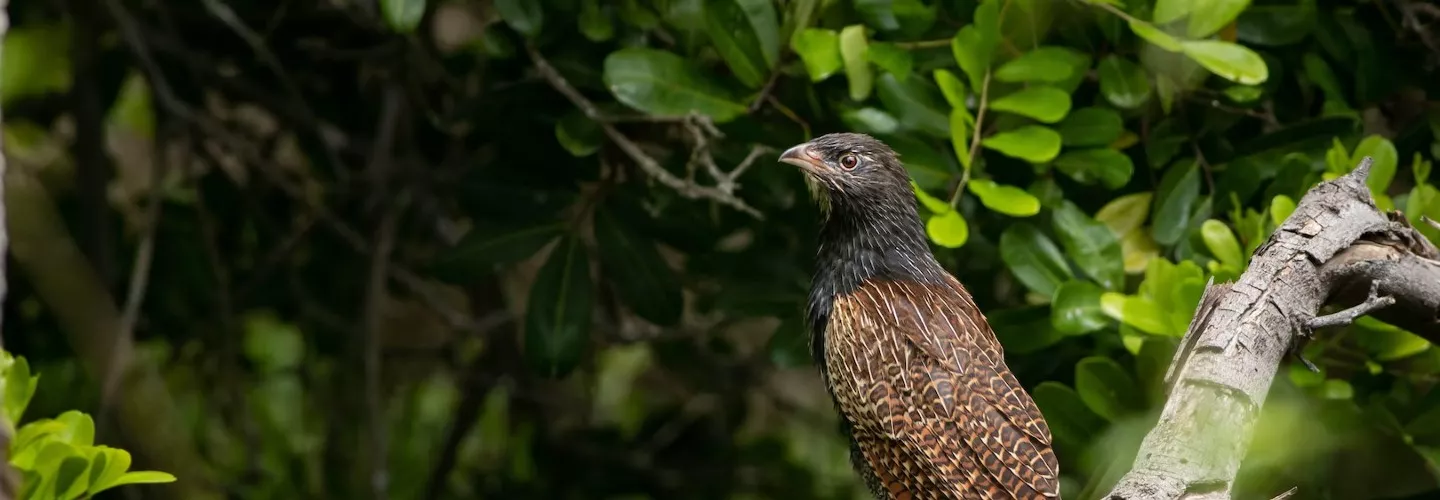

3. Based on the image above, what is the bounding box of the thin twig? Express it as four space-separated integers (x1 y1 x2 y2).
363 85 406 500
952 69 992 206
100 139 167 413
894 39 951 50
525 43 763 219
1307 280 1396 329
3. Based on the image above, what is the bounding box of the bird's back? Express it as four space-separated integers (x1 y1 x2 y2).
819 274 1059 500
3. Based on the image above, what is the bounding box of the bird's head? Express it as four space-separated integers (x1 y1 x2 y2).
778 133 912 215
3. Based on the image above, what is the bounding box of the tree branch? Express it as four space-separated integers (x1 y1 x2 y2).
1106 157 1440 499
524 44 763 219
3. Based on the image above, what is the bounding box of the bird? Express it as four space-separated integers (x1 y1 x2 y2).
778 133 1060 500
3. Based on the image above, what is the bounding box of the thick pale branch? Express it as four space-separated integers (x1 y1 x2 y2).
1104 157 1440 500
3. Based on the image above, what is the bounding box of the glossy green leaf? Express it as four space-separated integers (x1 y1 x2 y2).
950 109 973 170
1237 2 1317 47
875 73 948 138
86 447 132 495
381 0 426 33
1098 55 1151 110
1100 293 1170 335
983 126 1062 164
555 112 603 157
1096 192 1153 237
1057 107 1124 147
1355 317 1431 362
54 453 91 500
867 42 913 79
1054 149 1134 189
1032 382 1106 446
993 46 1084 83
704 0 780 88
1180 40 1270 85
933 69 967 107
886 135 957 189
791 29 842 82
431 224 564 281
3 355 36 424
968 179 1041 217
988 87 1072 124
524 235 593 378
1 25 73 106
1200 220 1245 268
1353 135 1398 196
999 223 1074 297
1075 356 1142 420
842 107 901 136
1151 161 1202 246
1188 0 1250 39
242 313 305 373
594 210 683 326
604 48 748 122
926 210 969 248
840 25 873 101
1128 21 1182 52
1153 0 1190 24
495 0 544 37
1052 281 1109 334
1053 201 1124 290
912 181 950 214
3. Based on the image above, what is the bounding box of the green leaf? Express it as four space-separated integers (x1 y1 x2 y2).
926 210 969 248
949 109 972 170
1180 40 1269 85
912 181 950 214
1353 135 1398 196
55 411 95 448
242 312 305 373
840 25 874 101
1128 21 1182 52
886 135 957 189
380 0 426 33
1200 219 1245 269
578 0 615 41
875 73 948 138
604 48 748 122
104 471 178 488
593 210 683 326
1270 195 1296 225
842 107 900 136
1188 0 1251 39
988 87 1072 123
0 25 73 106
1075 356 1142 421
983 126 1062 164
3 355 36 424
968 179 1041 217
1032 382 1106 446
1096 192 1153 237
1151 161 1202 246
1101 292 1171 335
704 0 780 88
867 42 913 79
1052 201 1124 290
999 223 1074 297
524 235 593 378
854 0 900 30
431 224 564 281
1054 149 1134 189
1355 317 1431 362
932 69 967 108
791 29 842 82
53 454 91 500
1057 107 1124 147
1098 55 1151 110
1153 0 1191 24
555 112 603 157
993 46 1084 83
1052 281 1109 334
86 447 131 495
495 0 544 37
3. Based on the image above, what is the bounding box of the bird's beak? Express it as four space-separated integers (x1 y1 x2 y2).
778 143 825 173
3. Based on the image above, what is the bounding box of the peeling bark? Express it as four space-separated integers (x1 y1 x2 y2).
1107 159 1440 500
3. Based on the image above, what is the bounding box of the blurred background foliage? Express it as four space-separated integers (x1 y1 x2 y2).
2 0 1440 499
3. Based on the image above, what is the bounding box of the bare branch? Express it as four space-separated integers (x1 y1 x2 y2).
1307 281 1395 329
524 44 764 219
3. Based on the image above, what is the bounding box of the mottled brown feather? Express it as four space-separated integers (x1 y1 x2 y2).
825 277 1059 499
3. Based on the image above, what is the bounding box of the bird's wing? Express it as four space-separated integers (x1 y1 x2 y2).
844 278 1060 499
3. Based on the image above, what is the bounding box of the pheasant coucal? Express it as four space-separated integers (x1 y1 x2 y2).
778 133 1060 499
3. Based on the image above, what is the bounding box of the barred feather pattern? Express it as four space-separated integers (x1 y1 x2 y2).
823 276 1060 500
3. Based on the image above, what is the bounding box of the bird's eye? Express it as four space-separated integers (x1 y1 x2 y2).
838 154 859 170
